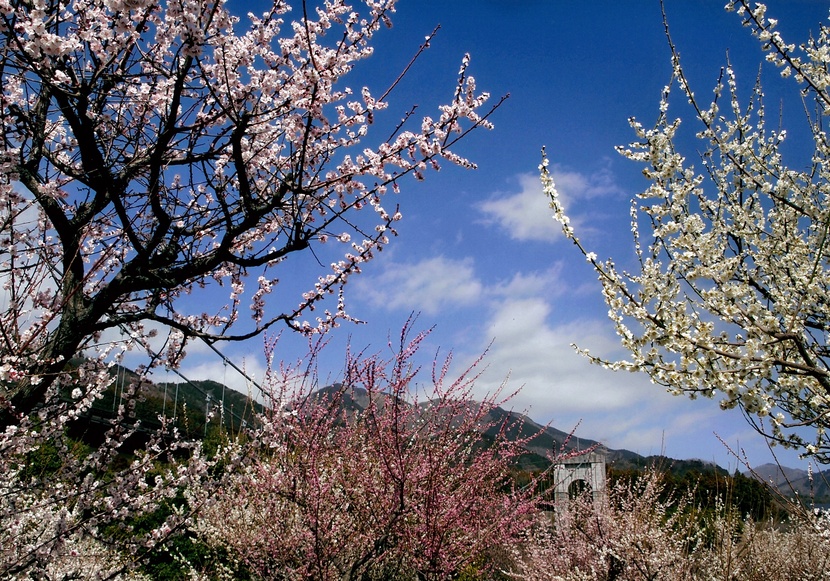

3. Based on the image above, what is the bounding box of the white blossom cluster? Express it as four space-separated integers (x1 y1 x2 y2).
0 469 150 580
812 506 830 540
0 378 251 578
544 1 830 462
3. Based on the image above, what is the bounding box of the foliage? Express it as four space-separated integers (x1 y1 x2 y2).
607 467 780 524
544 0 830 462
191 322 545 581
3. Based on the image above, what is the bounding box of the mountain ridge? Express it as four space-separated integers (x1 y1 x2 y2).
746 462 830 503
82 372 825 493
312 384 728 476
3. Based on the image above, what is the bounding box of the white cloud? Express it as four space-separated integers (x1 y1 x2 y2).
477 166 624 243
477 173 558 242
490 265 569 300
471 297 650 417
353 255 483 315
552 165 623 201
220 162 801 468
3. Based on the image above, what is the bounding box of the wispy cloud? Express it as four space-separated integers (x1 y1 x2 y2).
489 265 571 301
353 255 483 315
552 165 624 201
470 296 651 417
477 166 624 243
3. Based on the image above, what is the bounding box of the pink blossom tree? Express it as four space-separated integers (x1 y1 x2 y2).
0 0 501 423
192 323 540 580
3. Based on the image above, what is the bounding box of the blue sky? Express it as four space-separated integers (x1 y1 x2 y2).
162 0 830 471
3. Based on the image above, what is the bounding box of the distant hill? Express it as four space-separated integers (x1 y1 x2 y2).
746 463 830 503
471 406 730 476
58 367 794 521
311 384 728 477
72 373 762 482
74 365 262 441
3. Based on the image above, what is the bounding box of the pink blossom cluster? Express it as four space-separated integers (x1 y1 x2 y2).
191 322 540 580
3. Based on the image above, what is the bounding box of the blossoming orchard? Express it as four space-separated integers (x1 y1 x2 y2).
2 0 830 578
545 0 830 463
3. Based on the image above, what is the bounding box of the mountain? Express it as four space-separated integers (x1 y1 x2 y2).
59 365 793 520
477 406 731 475
73 365 263 442
72 372 744 479
310 385 726 476
746 463 830 503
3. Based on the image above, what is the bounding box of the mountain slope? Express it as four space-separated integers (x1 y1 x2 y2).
747 463 830 503
74 372 747 479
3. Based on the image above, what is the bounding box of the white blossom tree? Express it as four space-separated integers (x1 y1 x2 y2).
544 1 830 462
0 0 500 424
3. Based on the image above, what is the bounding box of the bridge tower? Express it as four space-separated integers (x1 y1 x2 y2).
551 448 607 503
